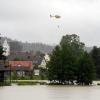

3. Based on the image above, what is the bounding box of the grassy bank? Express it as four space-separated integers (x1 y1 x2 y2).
0 82 11 86
11 80 48 85
2 80 100 86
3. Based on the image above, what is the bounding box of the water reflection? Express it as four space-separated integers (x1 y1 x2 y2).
0 85 100 100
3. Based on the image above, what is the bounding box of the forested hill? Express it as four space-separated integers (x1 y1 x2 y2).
2 37 92 53
22 42 54 53
2 37 54 53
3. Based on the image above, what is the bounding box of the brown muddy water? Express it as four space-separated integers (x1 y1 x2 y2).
0 85 100 100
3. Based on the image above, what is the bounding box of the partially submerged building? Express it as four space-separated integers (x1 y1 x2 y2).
9 61 33 77
33 53 50 75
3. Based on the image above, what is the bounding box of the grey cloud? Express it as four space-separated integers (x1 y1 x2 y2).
0 0 100 46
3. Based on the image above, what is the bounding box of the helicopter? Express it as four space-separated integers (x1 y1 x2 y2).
50 14 61 19
50 14 61 30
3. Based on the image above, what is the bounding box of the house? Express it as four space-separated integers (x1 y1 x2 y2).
44 53 50 62
39 53 50 69
9 61 33 77
33 53 50 75
8 51 34 61
33 54 44 75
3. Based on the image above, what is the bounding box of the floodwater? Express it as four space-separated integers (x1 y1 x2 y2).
0 85 100 100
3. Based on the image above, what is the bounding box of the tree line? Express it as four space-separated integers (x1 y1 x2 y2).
1 37 54 53
47 34 96 85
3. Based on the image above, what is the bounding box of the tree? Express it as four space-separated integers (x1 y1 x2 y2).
47 34 96 85
0 45 7 83
77 52 96 85
60 34 85 58
90 46 100 79
47 46 62 83
47 34 85 84
0 45 6 60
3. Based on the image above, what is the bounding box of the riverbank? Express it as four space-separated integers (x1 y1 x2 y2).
11 80 49 85
11 80 100 86
1 80 100 86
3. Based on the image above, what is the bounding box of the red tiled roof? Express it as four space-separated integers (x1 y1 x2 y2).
9 61 33 70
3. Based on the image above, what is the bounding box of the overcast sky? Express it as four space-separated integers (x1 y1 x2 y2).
0 0 100 46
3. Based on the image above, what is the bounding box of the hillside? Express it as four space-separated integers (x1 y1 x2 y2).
22 42 54 53
2 37 54 53
2 37 93 53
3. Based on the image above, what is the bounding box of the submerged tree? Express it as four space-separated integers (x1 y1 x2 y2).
90 46 100 79
47 34 96 85
48 34 84 84
77 52 96 85
47 46 62 83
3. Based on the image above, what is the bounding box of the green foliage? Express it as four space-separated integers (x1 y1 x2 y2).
90 46 100 79
60 34 85 58
11 70 47 80
0 45 6 60
39 68 48 80
11 71 17 80
0 45 7 84
15 81 47 85
0 46 4 55
77 52 96 85
47 34 95 85
47 46 63 83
